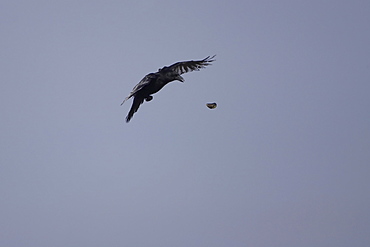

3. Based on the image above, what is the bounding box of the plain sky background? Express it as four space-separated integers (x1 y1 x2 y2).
1 1 369 246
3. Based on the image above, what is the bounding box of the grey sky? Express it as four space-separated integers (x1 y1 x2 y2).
1 1 369 246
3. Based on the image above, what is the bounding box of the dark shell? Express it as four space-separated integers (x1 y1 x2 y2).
206 103 217 109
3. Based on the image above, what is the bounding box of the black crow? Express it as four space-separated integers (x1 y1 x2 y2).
121 55 215 122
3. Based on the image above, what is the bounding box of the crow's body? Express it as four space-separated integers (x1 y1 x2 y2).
121 56 215 122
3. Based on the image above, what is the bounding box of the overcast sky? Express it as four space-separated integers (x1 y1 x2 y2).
1 1 370 246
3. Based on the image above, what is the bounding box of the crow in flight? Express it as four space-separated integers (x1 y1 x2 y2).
121 55 215 122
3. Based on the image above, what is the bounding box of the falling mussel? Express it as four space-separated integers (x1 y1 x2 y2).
206 102 217 109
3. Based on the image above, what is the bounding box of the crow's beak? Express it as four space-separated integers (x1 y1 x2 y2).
176 75 185 82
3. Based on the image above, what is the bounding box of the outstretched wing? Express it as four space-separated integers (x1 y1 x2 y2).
120 73 158 105
167 55 215 75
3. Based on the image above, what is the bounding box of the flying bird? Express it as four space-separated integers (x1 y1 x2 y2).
121 55 215 122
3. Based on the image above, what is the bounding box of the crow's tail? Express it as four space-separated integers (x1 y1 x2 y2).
126 96 144 122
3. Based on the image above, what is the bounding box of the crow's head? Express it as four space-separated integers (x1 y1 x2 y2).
159 66 184 82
